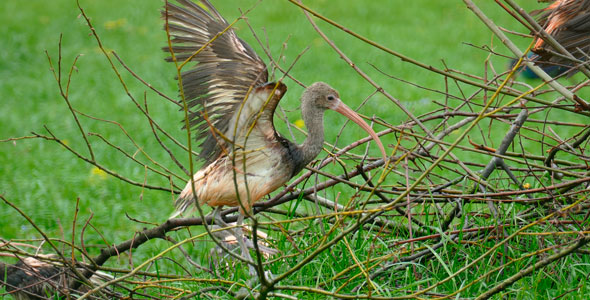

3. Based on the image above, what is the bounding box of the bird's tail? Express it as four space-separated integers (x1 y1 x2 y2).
170 189 196 218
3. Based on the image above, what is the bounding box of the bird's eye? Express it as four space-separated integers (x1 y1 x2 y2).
327 95 335 101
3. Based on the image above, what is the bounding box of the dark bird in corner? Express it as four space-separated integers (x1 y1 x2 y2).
518 0 590 78
532 0 590 63
162 0 387 272
1 257 65 300
0 256 111 300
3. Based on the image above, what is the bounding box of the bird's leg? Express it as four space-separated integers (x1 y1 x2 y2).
236 213 257 277
210 208 252 274
212 206 228 228
212 207 256 276
211 206 243 254
208 206 227 276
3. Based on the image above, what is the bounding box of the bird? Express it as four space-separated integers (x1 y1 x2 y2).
508 53 569 79
0 255 112 300
162 0 387 271
529 0 590 73
1 256 63 300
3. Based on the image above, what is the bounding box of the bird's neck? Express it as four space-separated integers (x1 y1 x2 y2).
300 104 325 166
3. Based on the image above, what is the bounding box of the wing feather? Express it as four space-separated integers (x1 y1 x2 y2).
162 0 271 166
532 0 590 64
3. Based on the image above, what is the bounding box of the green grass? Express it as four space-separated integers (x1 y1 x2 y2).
2 0 590 299
0 0 505 240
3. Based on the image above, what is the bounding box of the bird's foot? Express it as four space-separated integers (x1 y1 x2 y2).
235 287 253 300
248 265 257 277
233 264 274 299
234 276 259 299
263 270 274 281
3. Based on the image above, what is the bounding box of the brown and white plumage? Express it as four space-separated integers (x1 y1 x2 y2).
532 0 590 65
0 257 65 300
175 83 293 215
164 0 270 167
0 256 111 300
162 0 386 218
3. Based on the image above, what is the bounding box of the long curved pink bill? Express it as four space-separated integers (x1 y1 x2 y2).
333 101 387 161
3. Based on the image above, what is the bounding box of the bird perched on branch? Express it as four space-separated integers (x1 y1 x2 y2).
530 0 590 73
162 0 386 271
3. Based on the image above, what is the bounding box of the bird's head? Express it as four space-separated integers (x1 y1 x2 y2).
302 82 388 161
302 82 341 111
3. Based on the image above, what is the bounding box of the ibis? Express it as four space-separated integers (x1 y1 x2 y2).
163 0 387 271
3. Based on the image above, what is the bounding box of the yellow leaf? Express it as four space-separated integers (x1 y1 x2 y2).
90 166 107 180
104 18 127 30
294 119 305 129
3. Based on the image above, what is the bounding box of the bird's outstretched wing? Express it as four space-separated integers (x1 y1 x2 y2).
532 0 590 64
163 0 271 166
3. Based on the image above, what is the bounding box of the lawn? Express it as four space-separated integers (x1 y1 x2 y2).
2 0 590 299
